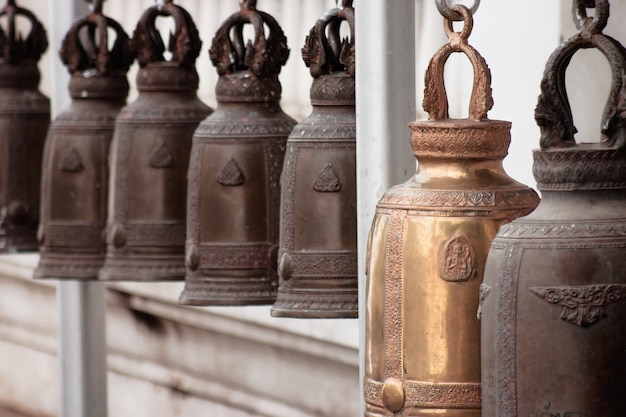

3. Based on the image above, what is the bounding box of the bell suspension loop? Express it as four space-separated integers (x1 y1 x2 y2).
435 0 480 21
240 0 257 11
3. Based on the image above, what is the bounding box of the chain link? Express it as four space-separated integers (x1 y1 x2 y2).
435 0 480 21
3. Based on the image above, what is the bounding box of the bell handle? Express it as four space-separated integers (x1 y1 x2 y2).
301 1 355 78
422 4 493 121
535 0 626 149
209 5 289 78
0 0 48 63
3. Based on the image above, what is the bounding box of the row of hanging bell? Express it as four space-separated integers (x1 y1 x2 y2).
481 0 626 415
364 3 539 416
0 0 49 252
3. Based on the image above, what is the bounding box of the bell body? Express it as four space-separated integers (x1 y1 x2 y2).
0 63 49 251
36 75 128 279
180 72 296 305
100 65 211 281
364 120 539 416
481 147 626 416
272 73 357 318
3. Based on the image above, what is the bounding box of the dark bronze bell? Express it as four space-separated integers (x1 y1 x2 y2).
0 0 49 252
364 5 539 416
99 0 212 281
179 0 296 305
270 0 357 318
481 1 626 415
35 0 133 280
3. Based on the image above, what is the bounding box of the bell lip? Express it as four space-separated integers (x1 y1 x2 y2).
215 71 282 103
409 118 512 160
68 72 130 99
136 63 200 92
178 294 276 306
532 145 626 190
270 307 358 319
309 73 355 106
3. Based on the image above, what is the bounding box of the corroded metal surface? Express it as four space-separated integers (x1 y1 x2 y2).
35 0 133 280
0 0 49 252
482 1 626 415
364 5 539 416
271 0 357 318
179 0 296 305
99 0 211 281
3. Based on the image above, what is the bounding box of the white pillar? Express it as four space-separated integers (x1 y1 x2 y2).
355 0 416 414
49 1 109 417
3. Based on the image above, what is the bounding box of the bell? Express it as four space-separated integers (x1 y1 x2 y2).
35 0 133 280
0 0 49 252
179 0 296 305
363 5 539 416
99 0 212 281
481 1 626 415
270 0 357 318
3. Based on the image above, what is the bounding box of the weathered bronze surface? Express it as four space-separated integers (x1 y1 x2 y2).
270 0 357 318
364 5 539 416
179 0 296 305
0 0 49 252
35 0 133 280
99 0 211 281
481 1 626 415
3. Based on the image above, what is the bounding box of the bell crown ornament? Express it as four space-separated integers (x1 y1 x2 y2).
209 0 289 102
0 0 47 67
35 0 133 280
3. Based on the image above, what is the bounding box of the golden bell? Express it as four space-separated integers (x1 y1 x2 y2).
364 6 539 416
99 0 212 281
271 0 357 318
481 1 626 415
0 0 49 252
179 0 296 306
36 1 133 280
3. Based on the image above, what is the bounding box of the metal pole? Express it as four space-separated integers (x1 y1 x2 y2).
355 0 416 414
48 1 109 417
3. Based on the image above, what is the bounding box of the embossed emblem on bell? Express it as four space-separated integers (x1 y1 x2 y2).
179 0 296 305
481 1 626 415
0 0 49 252
35 0 133 280
270 0 357 318
99 0 212 281
364 3 540 416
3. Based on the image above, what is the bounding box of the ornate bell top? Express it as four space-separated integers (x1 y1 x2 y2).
533 0 626 191
0 0 47 88
302 0 355 106
60 0 133 99
132 0 202 92
410 5 510 161
210 0 289 102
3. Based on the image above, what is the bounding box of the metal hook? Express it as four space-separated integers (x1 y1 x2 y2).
5 0 16 7
240 0 257 10
337 0 353 8
84 0 105 13
435 0 480 22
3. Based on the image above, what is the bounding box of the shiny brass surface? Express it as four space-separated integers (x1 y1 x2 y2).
481 1 626 415
99 0 211 281
0 0 49 252
271 0 357 318
35 2 133 280
364 6 539 416
179 0 296 305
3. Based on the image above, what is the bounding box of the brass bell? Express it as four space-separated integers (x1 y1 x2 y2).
0 0 49 252
35 0 133 280
179 0 296 305
364 5 539 416
99 0 212 281
481 1 626 415
271 0 357 318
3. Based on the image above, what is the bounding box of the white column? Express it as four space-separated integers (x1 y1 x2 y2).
355 0 416 414
49 1 109 417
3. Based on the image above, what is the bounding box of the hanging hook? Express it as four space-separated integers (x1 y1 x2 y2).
5 0 17 7
573 0 609 33
84 0 105 13
435 0 480 22
338 0 353 8
240 0 257 10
